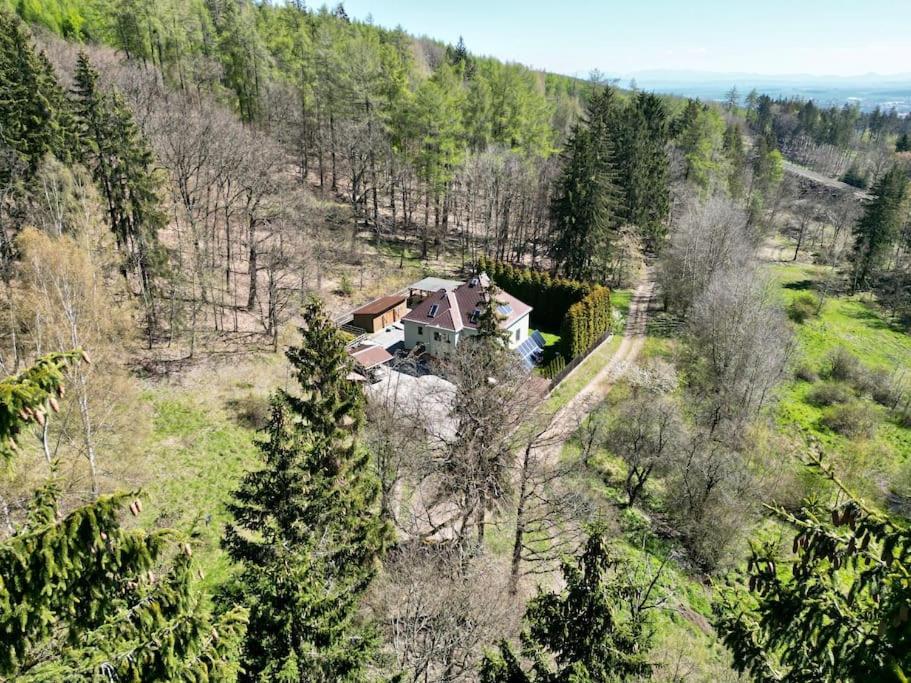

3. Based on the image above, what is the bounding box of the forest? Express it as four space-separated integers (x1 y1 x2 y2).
1 1 910 681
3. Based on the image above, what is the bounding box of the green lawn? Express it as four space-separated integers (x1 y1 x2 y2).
770 261 911 496
138 391 260 589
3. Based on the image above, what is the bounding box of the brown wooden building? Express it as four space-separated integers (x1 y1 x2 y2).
351 295 408 333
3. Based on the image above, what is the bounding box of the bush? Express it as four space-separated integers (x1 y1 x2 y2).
545 355 566 379
478 256 591 329
561 286 612 358
824 348 862 383
794 363 819 382
860 367 906 408
806 381 853 407
337 274 354 297
820 401 878 438
841 163 869 189
787 292 820 323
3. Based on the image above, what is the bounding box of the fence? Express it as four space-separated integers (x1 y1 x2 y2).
547 330 614 391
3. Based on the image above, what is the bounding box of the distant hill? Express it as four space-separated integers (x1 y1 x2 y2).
622 69 911 113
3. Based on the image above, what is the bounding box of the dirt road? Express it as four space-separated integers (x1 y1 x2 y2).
536 269 657 461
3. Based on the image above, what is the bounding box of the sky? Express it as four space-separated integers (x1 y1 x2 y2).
336 0 911 78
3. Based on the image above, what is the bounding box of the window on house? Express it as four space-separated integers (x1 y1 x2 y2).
515 329 520 341
417 326 423 335
428 304 439 318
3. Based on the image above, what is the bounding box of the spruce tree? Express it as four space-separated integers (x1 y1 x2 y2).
852 164 908 290
550 88 621 281
618 92 670 249
0 351 246 679
0 10 68 182
480 528 655 682
223 298 390 681
71 52 165 326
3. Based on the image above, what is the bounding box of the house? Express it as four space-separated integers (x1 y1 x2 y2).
402 275 532 357
407 276 463 307
351 295 408 333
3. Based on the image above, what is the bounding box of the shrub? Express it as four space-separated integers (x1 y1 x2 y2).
806 381 853 407
824 348 862 383
861 368 906 408
561 286 612 358
794 363 819 382
841 163 869 189
337 274 354 297
787 292 820 323
820 401 878 438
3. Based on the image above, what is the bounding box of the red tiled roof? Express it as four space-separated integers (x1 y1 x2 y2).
402 279 531 332
348 344 393 369
352 295 407 316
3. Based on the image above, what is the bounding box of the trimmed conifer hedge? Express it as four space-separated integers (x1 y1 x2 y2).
560 286 611 358
477 256 591 329
478 257 611 360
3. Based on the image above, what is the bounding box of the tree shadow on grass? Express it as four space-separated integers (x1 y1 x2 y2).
783 279 817 291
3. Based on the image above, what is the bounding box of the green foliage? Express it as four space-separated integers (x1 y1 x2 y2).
787 291 821 323
544 354 566 379
852 165 909 288
897 133 911 153
549 90 621 280
223 298 390 681
0 353 246 680
715 452 911 682
480 528 654 682
0 10 70 183
561 286 612 359
71 52 166 301
478 255 591 329
0 350 81 459
675 99 725 191
842 162 869 189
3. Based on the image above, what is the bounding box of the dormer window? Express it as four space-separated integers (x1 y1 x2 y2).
428 304 439 318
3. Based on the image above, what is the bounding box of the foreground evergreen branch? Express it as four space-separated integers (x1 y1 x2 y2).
0 352 247 679
714 449 911 682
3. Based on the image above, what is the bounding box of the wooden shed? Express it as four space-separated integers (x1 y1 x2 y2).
351 295 408 333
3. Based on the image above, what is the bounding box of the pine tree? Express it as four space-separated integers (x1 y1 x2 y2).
223 298 390 681
71 53 165 328
0 10 68 182
852 164 908 290
722 122 747 198
0 352 246 679
618 92 670 248
480 528 656 682
715 451 911 682
897 133 911 153
550 88 621 280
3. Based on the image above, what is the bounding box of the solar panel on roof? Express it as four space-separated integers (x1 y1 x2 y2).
530 330 546 348
497 304 513 316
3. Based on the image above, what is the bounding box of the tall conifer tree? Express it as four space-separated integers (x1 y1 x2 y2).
550 87 621 280
223 298 389 681
852 164 908 290
71 52 164 325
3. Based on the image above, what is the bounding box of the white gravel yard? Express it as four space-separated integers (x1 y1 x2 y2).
366 365 456 441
